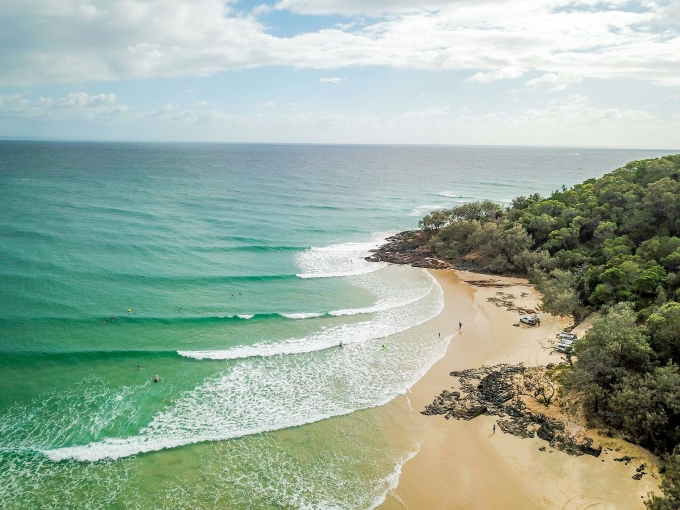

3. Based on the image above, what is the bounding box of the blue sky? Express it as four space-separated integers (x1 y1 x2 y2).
0 0 679 146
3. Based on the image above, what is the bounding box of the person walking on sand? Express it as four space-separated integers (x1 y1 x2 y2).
493 424 496 434
459 321 462 330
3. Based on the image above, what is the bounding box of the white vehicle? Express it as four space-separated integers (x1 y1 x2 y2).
555 333 578 352
519 314 540 326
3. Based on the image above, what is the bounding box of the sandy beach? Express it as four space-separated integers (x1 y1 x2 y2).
379 269 659 510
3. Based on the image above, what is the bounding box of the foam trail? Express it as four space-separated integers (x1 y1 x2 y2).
43 330 451 463
295 236 388 279
437 191 474 199
409 204 446 217
279 312 325 319
180 270 435 360
41 270 448 463
328 287 431 317
368 440 423 510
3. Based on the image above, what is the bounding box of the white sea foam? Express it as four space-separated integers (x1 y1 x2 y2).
44 331 450 463
409 204 445 217
368 440 423 510
180 268 436 360
41 265 448 463
328 287 432 317
236 314 254 319
438 191 474 199
279 312 325 319
295 237 387 278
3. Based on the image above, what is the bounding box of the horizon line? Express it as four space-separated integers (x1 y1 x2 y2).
0 137 678 151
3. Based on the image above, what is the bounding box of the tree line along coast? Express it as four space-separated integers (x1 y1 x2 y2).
371 154 680 509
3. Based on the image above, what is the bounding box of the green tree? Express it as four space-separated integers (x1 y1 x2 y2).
611 364 680 452
574 303 653 396
535 269 579 316
647 302 680 364
646 447 680 509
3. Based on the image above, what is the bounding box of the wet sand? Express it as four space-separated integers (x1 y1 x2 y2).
379 269 659 510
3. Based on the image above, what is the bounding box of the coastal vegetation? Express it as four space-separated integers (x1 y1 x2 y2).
417 155 680 508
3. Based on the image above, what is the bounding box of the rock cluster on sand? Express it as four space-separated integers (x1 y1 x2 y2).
422 364 602 457
365 231 451 269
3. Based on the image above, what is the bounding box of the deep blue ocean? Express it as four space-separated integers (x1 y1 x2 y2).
0 142 673 508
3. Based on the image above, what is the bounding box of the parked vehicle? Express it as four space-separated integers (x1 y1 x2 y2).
555 332 578 352
519 314 540 326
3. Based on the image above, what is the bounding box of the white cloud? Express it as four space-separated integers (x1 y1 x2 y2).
0 92 127 119
399 106 450 118
273 0 455 15
259 101 276 107
514 95 659 127
0 0 678 86
290 102 300 106
467 67 526 84
319 77 345 83
195 100 208 106
54 92 116 107
665 94 679 101
2 91 676 147
525 73 582 91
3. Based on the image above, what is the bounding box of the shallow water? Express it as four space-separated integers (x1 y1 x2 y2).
0 142 672 508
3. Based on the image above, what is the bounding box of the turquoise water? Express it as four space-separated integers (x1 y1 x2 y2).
0 142 673 508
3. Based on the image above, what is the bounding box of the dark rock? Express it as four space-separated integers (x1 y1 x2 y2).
537 423 556 442
424 363 601 457
614 456 632 463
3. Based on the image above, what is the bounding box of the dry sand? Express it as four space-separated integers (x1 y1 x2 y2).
379 269 659 510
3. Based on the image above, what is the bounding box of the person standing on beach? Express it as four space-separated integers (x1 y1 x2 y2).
459 321 462 330
493 424 496 434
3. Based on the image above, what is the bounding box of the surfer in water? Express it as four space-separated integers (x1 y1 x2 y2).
154 375 159 383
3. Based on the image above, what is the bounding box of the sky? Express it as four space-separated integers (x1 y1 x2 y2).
0 0 679 146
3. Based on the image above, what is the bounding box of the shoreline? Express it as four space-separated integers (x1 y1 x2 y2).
379 269 659 509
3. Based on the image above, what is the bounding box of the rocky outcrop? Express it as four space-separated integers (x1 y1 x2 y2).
422 364 602 457
365 231 451 269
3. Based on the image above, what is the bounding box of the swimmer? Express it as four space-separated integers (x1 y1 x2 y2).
104 318 108 323
339 341 343 348
382 344 386 350
179 307 182 311
137 365 141 369
232 293 235 297
128 308 132 314
111 317 115 321
154 375 159 383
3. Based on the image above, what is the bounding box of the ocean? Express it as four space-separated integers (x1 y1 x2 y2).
0 142 673 509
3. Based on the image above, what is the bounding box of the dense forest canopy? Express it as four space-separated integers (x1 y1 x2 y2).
418 155 680 508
